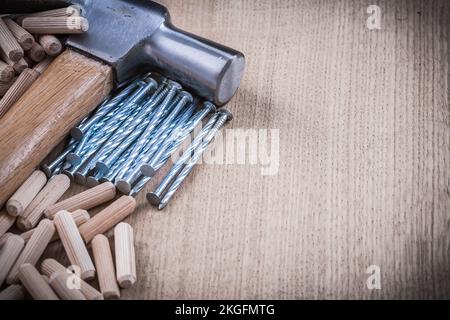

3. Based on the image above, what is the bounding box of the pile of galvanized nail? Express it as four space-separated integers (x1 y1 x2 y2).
41 73 232 209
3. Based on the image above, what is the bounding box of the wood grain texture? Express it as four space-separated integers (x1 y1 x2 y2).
3 18 35 51
78 196 136 243
18 263 59 300
0 209 15 238
49 272 86 300
27 42 45 62
41 258 104 300
20 209 90 243
18 174 71 230
22 17 89 35
51 0 450 299
16 6 81 26
7 219 54 284
45 182 116 219
0 284 25 300
0 49 113 208
0 234 24 287
0 68 40 118
54 211 95 280
92 234 120 299
6 169 47 217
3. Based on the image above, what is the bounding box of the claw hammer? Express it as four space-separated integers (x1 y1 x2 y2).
0 0 245 207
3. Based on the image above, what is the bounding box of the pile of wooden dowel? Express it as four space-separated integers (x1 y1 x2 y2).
0 6 89 118
0 169 138 300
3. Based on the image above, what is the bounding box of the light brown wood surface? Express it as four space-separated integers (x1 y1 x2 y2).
44 0 450 299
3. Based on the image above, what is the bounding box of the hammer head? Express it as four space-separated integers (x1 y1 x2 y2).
3 0 245 105
67 0 169 83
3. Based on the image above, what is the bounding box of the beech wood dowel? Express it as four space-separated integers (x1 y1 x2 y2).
0 284 25 300
45 182 117 219
13 58 28 74
6 170 47 217
38 35 62 56
22 17 89 35
92 234 120 299
18 263 59 300
0 77 16 96
1 48 29 74
79 196 136 243
17 6 81 25
41 258 103 300
3 18 35 51
115 222 136 288
20 209 90 243
54 210 96 280
23 56 33 67
0 234 24 287
0 67 40 118
6 219 55 284
18 174 71 230
0 209 15 238
27 42 46 62
0 18 24 62
41 274 50 284
0 232 13 248
0 59 15 82
49 272 86 300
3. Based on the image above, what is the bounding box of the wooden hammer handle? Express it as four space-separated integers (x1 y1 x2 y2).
0 49 113 208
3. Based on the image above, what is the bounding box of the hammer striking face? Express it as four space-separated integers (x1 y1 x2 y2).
3 0 246 105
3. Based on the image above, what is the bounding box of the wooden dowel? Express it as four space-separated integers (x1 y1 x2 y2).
79 196 136 243
38 35 62 56
0 232 13 247
41 258 103 300
22 17 89 35
0 77 16 96
92 234 120 299
18 263 59 300
0 59 15 82
0 68 40 118
0 234 24 287
6 219 55 284
114 222 136 288
33 56 53 74
18 174 71 230
23 56 33 67
0 209 15 238
17 6 81 25
20 209 90 243
54 211 96 280
49 271 86 300
41 274 50 283
0 49 28 74
12 58 28 74
3 18 35 51
0 18 24 62
27 42 46 62
0 284 25 300
45 182 117 219
6 170 47 217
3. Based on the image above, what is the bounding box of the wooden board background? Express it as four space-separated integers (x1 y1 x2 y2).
46 0 449 299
